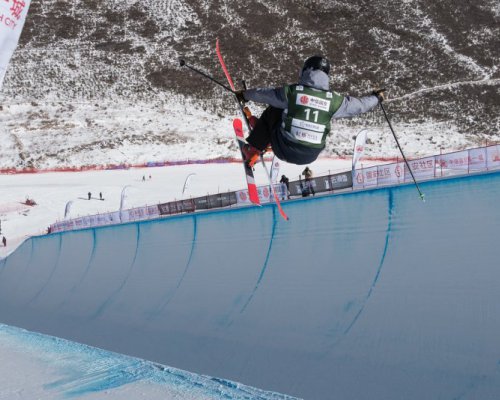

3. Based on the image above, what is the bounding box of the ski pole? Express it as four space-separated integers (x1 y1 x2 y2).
179 59 235 94
379 102 425 201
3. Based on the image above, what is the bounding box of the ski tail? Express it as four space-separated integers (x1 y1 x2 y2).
216 39 289 221
233 118 260 205
216 39 236 91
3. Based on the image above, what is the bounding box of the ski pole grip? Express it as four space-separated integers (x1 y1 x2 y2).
179 58 186 67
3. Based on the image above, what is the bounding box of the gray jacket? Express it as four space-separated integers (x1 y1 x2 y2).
243 69 379 119
242 69 379 164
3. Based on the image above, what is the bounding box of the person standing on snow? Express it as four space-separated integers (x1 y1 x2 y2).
237 56 385 166
279 174 290 199
301 166 315 197
302 166 313 181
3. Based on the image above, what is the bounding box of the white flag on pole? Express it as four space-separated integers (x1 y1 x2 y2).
0 0 31 90
270 156 280 183
352 129 369 170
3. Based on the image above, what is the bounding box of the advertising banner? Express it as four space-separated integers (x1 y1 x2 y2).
0 0 31 88
329 172 353 190
352 129 368 170
48 144 497 235
236 186 272 205
406 156 436 181
158 199 195 216
206 193 236 208
486 145 500 170
353 166 378 189
467 148 486 171
354 163 406 188
436 150 469 172
377 162 405 186
270 157 280 183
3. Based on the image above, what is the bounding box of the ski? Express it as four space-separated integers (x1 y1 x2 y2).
216 39 289 221
233 118 260 205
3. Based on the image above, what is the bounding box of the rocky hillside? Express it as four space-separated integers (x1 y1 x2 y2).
0 0 498 168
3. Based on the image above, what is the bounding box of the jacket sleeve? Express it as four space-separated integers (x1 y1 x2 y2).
332 95 379 119
243 87 288 109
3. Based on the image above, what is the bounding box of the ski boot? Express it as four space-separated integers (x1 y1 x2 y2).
242 143 261 168
243 106 259 129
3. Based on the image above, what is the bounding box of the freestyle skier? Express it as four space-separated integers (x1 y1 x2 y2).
237 55 385 166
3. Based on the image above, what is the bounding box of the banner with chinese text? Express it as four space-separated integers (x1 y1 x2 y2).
0 0 31 89
486 145 500 169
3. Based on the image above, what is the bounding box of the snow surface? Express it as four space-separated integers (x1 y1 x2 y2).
0 323 297 399
1 168 500 399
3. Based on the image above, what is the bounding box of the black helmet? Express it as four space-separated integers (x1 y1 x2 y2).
302 55 330 75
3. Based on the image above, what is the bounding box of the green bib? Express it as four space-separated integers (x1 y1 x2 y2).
283 85 344 148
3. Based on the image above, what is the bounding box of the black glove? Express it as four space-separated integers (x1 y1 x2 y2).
371 88 386 102
235 90 246 103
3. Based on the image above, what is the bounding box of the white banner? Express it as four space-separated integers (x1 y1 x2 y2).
0 0 31 89
486 145 500 170
236 185 282 205
405 156 436 181
468 148 487 171
377 162 405 186
436 150 469 172
270 156 280 183
352 129 368 170
182 173 196 195
353 166 378 189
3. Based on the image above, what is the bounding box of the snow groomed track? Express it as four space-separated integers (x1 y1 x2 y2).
1 171 500 399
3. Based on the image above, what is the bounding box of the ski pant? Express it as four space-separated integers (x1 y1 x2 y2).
246 106 281 151
247 106 323 165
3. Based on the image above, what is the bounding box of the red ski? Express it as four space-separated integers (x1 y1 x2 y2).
217 39 289 221
233 118 260 205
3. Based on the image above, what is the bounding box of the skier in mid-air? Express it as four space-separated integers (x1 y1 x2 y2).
237 55 385 166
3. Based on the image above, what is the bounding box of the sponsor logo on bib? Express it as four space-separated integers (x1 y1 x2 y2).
296 94 330 111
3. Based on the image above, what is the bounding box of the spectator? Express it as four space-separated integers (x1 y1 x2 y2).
279 174 290 200
2 236 6 247
99 192 103 200
301 166 315 197
303 166 313 181
88 192 91 200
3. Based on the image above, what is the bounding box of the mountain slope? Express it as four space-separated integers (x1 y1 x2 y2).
0 0 498 168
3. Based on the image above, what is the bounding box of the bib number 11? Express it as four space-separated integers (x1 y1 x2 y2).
304 108 319 122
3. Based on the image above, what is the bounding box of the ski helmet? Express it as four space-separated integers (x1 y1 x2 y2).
302 55 330 75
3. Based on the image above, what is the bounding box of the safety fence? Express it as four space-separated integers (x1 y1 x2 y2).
353 144 500 189
49 144 500 234
0 157 241 175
